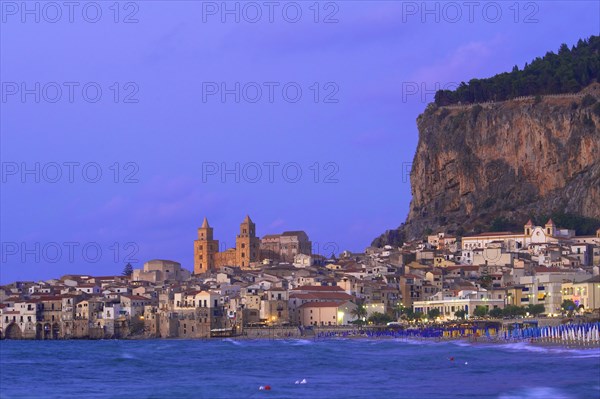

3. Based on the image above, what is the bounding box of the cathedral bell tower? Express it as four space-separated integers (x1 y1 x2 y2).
236 215 259 269
194 217 219 274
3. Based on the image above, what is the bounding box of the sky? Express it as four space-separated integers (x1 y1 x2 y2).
1 1 598 283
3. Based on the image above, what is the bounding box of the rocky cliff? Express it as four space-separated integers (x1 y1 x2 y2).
373 84 600 246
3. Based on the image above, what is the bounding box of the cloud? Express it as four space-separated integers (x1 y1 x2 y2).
77 175 224 240
413 37 505 85
267 218 286 230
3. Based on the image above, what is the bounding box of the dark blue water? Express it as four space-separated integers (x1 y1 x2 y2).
1 339 599 399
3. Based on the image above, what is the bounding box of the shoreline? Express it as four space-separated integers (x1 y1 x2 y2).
4 334 597 350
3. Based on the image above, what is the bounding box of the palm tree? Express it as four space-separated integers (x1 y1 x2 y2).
351 301 368 325
392 302 404 320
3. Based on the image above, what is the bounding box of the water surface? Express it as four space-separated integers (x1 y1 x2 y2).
1 339 599 398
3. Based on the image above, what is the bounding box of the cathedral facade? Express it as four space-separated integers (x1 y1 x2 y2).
194 215 260 274
194 216 312 274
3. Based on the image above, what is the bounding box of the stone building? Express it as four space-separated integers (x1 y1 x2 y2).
260 231 312 263
194 216 260 274
133 259 190 283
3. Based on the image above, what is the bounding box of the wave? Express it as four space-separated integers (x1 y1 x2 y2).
495 342 600 357
222 338 245 346
498 387 574 399
122 352 136 358
398 338 444 346
287 339 313 346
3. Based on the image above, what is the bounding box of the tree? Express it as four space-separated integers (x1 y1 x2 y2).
478 275 493 290
351 302 368 325
489 308 503 318
122 263 133 277
413 311 425 321
399 307 417 321
392 303 405 320
454 309 467 320
581 94 597 107
561 299 576 314
368 312 393 325
527 304 545 316
473 306 488 318
427 308 441 320
503 305 526 318
432 35 600 106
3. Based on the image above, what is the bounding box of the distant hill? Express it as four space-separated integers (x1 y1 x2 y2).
434 36 599 106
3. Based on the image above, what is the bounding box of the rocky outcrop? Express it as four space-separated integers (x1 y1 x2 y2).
373 84 600 246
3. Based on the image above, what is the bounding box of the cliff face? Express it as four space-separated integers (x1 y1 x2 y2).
374 84 600 245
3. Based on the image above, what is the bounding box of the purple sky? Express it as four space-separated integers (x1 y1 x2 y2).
1 1 598 283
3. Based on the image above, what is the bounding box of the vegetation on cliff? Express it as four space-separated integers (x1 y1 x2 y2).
372 36 600 247
434 35 599 106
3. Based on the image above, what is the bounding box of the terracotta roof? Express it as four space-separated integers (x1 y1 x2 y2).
299 301 344 308
534 267 567 273
446 265 479 271
262 234 281 239
464 232 519 238
121 295 151 301
290 293 318 300
281 231 306 236
314 292 353 300
291 285 343 292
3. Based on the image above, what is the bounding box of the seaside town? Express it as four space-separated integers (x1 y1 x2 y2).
1 216 599 343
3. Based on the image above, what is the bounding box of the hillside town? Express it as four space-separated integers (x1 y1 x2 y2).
1 216 599 340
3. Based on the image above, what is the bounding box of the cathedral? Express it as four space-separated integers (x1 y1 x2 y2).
193 215 312 274
194 215 260 274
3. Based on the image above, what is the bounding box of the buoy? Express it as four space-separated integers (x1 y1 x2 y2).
449 357 454 361
264 385 271 391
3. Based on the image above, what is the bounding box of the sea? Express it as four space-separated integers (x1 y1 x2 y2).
1 339 599 399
